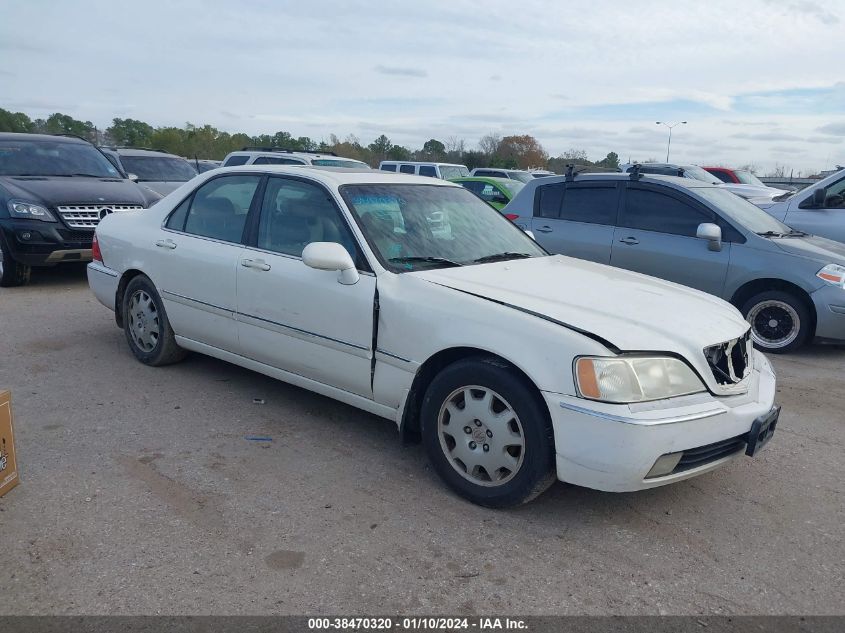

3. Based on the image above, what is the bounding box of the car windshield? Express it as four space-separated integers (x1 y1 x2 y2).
341 184 546 272
121 156 198 182
735 170 766 187
682 165 723 184
439 165 470 179
501 180 525 194
0 139 121 177
509 171 535 183
311 158 370 169
694 187 792 235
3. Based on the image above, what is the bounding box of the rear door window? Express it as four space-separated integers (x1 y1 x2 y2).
380 164 397 172
399 164 415 174
535 182 564 218
620 186 714 237
223 155 250 167
419 165 437 177
559 183 618 225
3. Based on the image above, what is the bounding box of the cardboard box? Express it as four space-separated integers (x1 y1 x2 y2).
0 390 19 498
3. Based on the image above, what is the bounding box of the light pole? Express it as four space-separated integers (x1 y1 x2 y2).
655 121 686 162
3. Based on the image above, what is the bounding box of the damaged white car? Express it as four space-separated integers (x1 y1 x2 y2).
88 166 779 507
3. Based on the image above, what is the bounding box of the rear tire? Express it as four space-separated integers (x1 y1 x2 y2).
122 274 187 366
421 356 556 507
0 239 31 287
741 290 811 353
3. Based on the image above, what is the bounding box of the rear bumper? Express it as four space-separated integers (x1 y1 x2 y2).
810 284 845 343
0 219 93 266
544 352 778 492
87 262 119 311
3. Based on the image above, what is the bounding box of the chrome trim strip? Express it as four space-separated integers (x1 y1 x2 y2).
559 400 726 426
87 263 119 277
238 311 369 351
376 349 412 363
160 290 369 352
160 289 233 314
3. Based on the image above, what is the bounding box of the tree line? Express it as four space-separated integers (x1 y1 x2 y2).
0 107 621 171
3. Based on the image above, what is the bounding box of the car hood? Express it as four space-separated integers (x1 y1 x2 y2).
0 176 154 206
137 181 185 196
720 183 783 199
768 234 845 263
414 255 750 393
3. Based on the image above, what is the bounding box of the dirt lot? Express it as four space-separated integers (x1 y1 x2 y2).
0 264 843 615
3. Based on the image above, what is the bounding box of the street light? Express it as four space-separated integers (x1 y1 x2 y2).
655 121 687 162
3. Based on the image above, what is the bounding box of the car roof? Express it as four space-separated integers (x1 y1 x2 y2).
523 172 719 189
473 167 528 173
218 164 460 186
0 132 89 144
229 150 360 161
379 161 467 167
452 176 519 185
101 147 185 158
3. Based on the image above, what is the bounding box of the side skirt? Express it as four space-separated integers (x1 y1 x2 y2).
174 336 399 423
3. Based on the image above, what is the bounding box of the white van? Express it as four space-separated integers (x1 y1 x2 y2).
378 161 469 180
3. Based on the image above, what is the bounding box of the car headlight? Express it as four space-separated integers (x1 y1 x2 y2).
817 264 845 289
7 200 57 222
575 356 705 404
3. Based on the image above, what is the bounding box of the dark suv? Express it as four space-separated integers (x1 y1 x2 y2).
0 133 160 286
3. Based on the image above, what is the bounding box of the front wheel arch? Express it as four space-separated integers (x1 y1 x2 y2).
400 347 549 443
730 278 816 336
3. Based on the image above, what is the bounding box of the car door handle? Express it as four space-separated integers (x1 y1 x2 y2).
154 239 177 249
534 226 553 233
618 237 639 245
240 258 271 271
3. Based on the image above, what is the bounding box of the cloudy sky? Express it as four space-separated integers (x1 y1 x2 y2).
1 0 843 173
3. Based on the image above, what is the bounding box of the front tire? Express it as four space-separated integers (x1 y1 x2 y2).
741 290 811 353
122 274 187 366
421 356 556 507
0 239 31 287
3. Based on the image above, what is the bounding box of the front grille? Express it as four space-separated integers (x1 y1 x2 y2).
704 330 751 385
56 204 144 229
56 229 94 243
672 434 747 474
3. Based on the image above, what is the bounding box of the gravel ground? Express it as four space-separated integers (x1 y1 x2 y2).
0 264 843 615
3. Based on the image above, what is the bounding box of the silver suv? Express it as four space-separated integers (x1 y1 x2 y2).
100 147 198 196
503 169 845 352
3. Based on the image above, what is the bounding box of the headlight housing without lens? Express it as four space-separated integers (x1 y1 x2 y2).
8 201 56 222
817 264 845 289
575 356 705 404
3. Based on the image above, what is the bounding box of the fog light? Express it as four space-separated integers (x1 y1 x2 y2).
646 452 683 478
20 232 31 240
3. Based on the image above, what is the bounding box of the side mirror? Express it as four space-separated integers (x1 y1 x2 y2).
302 242 359 285
696 223 722 252
127 173 139 182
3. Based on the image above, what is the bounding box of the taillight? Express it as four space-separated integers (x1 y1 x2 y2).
504 213 520 221
91 233 103 263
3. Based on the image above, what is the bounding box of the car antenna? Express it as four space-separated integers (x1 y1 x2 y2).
629 163 643 180
565 164 577 182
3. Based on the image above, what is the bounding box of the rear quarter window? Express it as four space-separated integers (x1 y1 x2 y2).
223 155 250 167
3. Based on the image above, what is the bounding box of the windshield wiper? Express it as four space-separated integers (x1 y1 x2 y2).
472 252 534 264
389 256 463 268
757 231 786 238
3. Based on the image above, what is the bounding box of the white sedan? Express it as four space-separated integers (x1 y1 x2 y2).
88 166 779 507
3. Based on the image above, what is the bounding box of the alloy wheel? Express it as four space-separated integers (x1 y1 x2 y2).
747 300 800 349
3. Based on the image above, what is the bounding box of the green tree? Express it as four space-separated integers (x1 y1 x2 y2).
368 134 393 164
106 118 154 147
0 108 34 133
387 145 411 161
595 151 620 169
43 113 95 140
422 138 446 160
